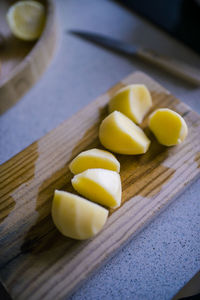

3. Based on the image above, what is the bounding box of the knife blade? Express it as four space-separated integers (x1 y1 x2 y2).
69 30 137 55
69 30 200 86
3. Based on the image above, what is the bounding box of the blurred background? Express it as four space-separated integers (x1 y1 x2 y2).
118 0 200 54
0 1 200 300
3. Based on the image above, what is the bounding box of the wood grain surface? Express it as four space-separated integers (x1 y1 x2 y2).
0 72 200 300
0 0 58 114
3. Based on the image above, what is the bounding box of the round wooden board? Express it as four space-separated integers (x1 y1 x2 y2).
0 0 58 114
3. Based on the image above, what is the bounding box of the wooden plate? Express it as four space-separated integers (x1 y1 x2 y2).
0 72 200 299
0 0 58 114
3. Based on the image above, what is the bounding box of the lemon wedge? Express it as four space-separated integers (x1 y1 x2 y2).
7 1 45 41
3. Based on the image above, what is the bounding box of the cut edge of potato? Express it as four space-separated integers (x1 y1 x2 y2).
71 168 122 209
69 148 120 174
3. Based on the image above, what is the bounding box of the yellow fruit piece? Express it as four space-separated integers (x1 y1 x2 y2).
7 1 45 41
109 84 152 124
99 111 151 155
149 108 188 146
72 168 122 208
69 148 120 174
52 190 108 240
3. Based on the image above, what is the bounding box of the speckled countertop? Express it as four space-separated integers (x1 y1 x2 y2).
0 1 200 299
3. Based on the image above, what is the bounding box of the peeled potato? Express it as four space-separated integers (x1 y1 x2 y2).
99 111 150 155
109 84 152 124
149 108 188 146
69 148 120 174
52 190 108 240
72 168 121 208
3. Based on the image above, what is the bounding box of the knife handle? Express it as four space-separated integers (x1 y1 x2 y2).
137 49 200 85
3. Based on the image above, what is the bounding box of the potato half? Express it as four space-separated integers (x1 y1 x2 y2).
99 111 150 155
149 108 188 146
52 190 108 240
109 84 152 124
69 148 120 174
72 168 122 208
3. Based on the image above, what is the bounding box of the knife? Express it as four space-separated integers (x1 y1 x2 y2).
69 30 200 86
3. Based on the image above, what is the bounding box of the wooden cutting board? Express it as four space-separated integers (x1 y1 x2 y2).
0 72 200 300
